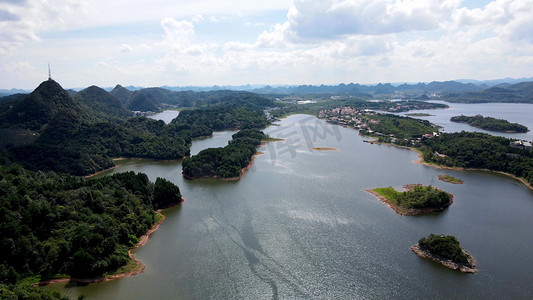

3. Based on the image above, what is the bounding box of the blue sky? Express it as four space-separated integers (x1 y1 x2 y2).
0 0 532 89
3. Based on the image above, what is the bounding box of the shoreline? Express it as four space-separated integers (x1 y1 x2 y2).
411 244 477 273
366 184 454 216
84 157 185 178
183 152 264 181
410 149 533 191
34 199 184 286
450 120 528 133
365 138 533 192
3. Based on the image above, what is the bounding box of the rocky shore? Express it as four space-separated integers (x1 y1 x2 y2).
411 244 477 273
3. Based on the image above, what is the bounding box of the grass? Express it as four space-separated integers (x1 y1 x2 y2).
106 259 140 278
373 187 400 202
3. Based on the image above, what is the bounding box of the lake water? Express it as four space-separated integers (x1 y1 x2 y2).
396 101 533 141
48 106 533 299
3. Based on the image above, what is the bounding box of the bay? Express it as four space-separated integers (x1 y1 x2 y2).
48 108 533 299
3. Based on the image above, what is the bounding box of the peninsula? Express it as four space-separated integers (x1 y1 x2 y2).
411 234 477 273
366 184 453 215
182 129 267 180
450 114 528 133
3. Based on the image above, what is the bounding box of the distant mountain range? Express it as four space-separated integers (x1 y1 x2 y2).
2 77 533 97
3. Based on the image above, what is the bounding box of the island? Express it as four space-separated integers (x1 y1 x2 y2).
406 113 434 117
450 114 528 133
366 184 453 215
313 147 337 151
438 175 464 184
411 234 477 273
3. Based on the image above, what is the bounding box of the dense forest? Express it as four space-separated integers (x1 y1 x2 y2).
420 131 533 185
182 129 266 179
418 234 469 265
0 80 273 176
0 164 182 295
450 115 528 133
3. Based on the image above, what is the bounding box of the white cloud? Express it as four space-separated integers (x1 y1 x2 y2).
282 0 461 41
119 44 133 53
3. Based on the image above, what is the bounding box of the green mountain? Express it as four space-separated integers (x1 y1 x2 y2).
125 91 159 112
444 81 533 103
0 80 91 131
75 85 132 120
110 84 133 105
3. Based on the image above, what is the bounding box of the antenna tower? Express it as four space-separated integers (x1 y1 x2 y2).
48 63 52 81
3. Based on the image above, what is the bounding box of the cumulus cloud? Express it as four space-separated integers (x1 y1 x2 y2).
0 0 89 55
283 0 461 41
161 17 194 45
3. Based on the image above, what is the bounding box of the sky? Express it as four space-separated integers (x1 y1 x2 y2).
1 0 533 89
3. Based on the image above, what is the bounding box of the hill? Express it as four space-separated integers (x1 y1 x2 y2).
444 81 533 103
0 80 93 131
110 84 133 105
75 86 132 120
125 91 159 112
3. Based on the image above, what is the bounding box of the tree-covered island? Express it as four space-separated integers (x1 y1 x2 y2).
450 114 528 133
411 234 477 273
366 184 453 215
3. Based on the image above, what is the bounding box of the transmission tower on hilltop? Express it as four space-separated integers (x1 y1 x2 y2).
48 63 52 81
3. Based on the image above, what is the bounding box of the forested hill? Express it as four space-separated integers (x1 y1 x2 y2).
0 80 94 131
75 85 133 120
110 86 273 111
0 80 273 176
443 81 533 103
0 164 183 296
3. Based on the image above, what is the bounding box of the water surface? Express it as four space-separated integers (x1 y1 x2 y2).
48 113 533 299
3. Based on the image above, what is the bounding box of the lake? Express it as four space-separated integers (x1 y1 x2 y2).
48 106 533 299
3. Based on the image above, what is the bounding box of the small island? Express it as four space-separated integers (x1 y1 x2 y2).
366 184 453 215
313 147 337 151
411 234 477 273
450 114 528 133
438 175 464 184
406 113 434 117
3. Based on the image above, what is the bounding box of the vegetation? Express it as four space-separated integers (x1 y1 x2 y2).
270 99 447 120
172 106 269 131
444 82 533 103
418 234 469 265
6 116 191 176
373 185 451 211
0 164 182 292
421 131 533 185
0 80 274 176
450 115 528 133
364 114 437 144
74 86 133 120
0 283 68 299
182 129 266 179
438 175 464 184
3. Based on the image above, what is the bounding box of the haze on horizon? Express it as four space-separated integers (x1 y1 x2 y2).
1 0 532 90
